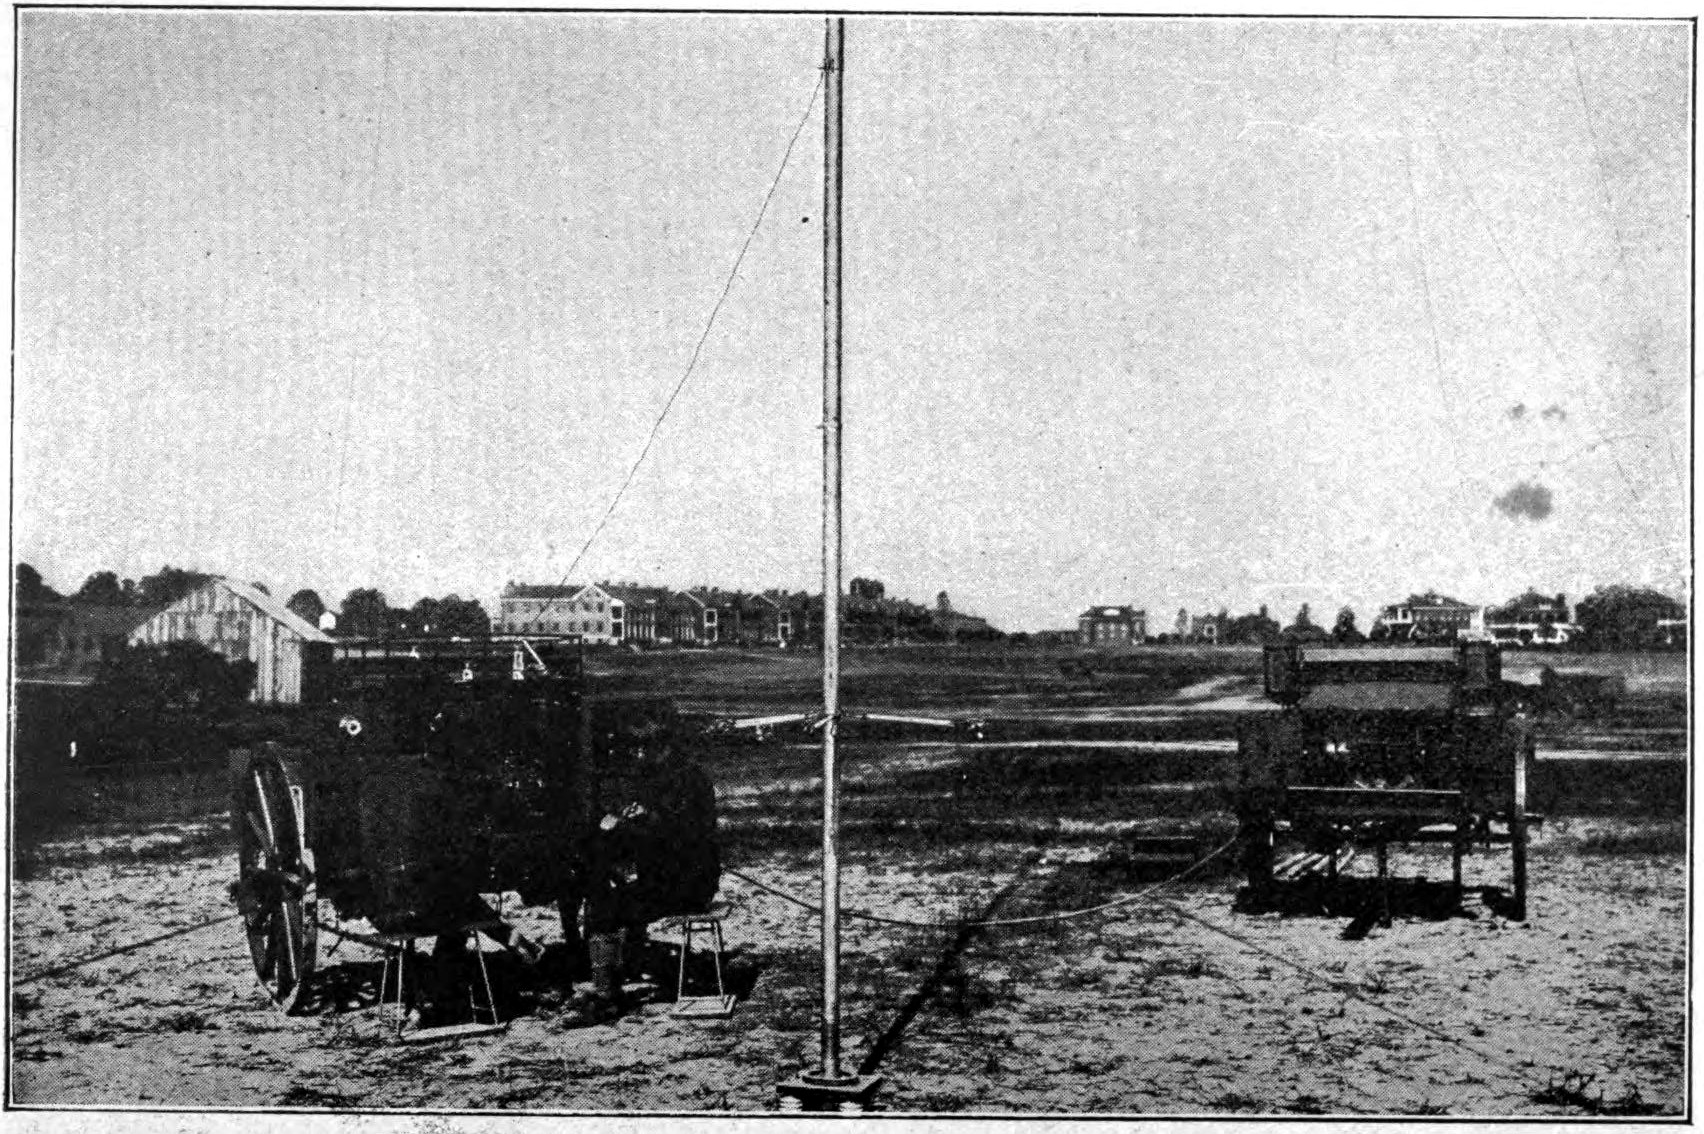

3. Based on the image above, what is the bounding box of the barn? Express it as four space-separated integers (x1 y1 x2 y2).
128 578 334 704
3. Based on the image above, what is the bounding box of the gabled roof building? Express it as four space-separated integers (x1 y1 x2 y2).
129 577 334 703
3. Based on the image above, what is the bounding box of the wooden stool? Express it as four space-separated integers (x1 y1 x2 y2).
378 922 507 1043
659 904 735 1019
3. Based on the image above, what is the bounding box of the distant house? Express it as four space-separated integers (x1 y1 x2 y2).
720 591 770 647
1372 594 1482 643
495 582 616 642
1078 605 1147 646
664 590 717 644
1486 591 1578 647
1187 612 1225 645
601 583 671 645
932 591 999 642
129 578 334 704
16 603 154 682
763 590 820 647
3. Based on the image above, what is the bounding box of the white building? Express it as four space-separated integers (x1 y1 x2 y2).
128 578 334 704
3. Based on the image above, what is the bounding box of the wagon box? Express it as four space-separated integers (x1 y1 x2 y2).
1235 640 1535 920
228 638 719 1013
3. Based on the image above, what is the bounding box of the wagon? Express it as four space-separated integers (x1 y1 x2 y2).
228 638 717 1014
1232 640 1536 920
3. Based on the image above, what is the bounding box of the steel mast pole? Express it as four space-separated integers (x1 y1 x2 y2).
817 13 849 1087
781 18 879 1109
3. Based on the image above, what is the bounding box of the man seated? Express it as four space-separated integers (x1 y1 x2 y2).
568 722 719 1022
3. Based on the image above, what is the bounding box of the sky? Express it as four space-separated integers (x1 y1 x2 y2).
12 12 1692 632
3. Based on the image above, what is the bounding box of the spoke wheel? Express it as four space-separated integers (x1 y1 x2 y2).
235 751 318 1012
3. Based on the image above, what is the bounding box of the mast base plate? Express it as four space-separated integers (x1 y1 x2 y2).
777 1072 883 1112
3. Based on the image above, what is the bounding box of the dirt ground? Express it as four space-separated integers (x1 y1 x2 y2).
7 646 1689 1115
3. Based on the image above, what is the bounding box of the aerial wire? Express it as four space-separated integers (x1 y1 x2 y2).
1394 116 1486 516
518 67 826 634
327 23 398 586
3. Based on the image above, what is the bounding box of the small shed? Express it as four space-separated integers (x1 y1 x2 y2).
128 578 335 704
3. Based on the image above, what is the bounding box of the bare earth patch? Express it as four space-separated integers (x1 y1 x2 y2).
9 813 1683 1115
10 648 1686 1114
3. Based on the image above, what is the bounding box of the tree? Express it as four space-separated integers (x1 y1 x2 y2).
138 566 211 608
1282 603 1328 643
404 595 490 637
848 577 885 602
15 563 61 606
1331 606 1366 644
73 570 127 606
1575 586 1685 651
433 595 491 638
286 589 328 626
86 641 256 765
339 587 396 638
1224 605 1281 646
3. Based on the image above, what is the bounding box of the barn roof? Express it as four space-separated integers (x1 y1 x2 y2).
504 583 585 599
211 578 333 642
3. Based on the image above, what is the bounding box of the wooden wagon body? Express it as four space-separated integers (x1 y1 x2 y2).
1233 641 1536 919
229 639 711 1011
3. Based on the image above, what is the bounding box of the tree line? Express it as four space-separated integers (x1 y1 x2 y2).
1163 586 1685 651
15 563 492 640
15 562 1684 651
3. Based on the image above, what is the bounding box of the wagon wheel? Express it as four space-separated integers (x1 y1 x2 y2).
235 751 318 1012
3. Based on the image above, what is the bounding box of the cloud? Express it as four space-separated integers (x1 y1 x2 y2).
1541 403 1568 422
1507 403 1527 421
1493 480 1554 521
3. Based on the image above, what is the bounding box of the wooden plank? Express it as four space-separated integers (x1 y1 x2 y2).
1287 786 1463 821
398 1021 508 1044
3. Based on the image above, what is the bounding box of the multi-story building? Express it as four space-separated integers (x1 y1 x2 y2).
1372 594 1482 643
1485 591 1577 647
663 590 717 644
494 582 616 642
1187 612 1225 644
1078 605 1147 646
601 583 671 645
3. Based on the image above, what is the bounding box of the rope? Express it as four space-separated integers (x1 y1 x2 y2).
731 839 1578 1097
519 69 826 635
328 21 398 561
14 911 241 987
1151 894 1573 1091
724 834 1238 931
